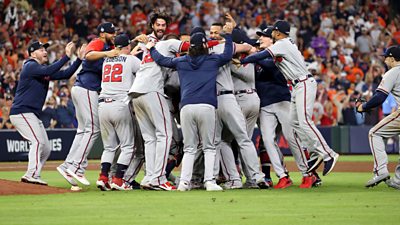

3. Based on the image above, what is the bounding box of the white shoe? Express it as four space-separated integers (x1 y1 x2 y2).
96 179 111 191
365 173 390 187
222 180 243 190
177 181 190 191
205 181 223 191
57 166 78 186
111 182 133 191
21 176 48 186
66 168 90 186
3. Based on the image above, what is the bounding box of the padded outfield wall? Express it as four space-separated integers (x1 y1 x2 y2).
0 126 398 162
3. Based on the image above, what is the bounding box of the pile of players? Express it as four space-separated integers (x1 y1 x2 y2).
12 10 400 191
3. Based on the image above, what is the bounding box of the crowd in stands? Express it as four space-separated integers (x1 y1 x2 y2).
1 0 400 129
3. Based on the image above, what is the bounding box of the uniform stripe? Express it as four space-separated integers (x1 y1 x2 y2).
156 93 169 185
293 130 308 169
75 90 94 173
21 113 39 177
369 111 400 175
303 81 333 158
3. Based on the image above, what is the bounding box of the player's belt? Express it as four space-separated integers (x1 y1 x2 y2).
217 90 234 96
98 98 115 103
235 89 257 95
292 74 313 87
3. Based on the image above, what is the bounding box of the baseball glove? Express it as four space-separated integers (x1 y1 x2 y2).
354 96 367 113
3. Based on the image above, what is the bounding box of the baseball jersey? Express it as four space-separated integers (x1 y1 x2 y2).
75 38 113 91
266 37 309 81
100 54 141 101
230 62 255 91
376 65 400 105
129 35 184 94
209 43 236 92
10 57 81 117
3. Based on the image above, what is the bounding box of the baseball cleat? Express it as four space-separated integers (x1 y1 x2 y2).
222 180 243 190
243 180 259 189
190 181 204 189
385 178 400 190
110 177 133 191
205 181 223 191
299 175 317 188
57 166 78 186
177 181 190 191
21 176 48 186
129 180 141 190
323 154 339 176
365 173 390 188
274 176 293 189
66 168 90 186
151 181 176 191
312 172 323 187
306 156 323 173
256 180 270 189
96 174 111 191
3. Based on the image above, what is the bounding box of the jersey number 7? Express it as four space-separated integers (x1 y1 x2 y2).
103 64 123 82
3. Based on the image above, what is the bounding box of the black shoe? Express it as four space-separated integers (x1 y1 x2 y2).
323 154 339 176
312 171 322 187
130 180 141 189
306 156 323 173
257 181 270 189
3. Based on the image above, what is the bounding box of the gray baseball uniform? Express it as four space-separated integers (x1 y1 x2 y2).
128 37 183 187
266 38 338 162
99 54 141 169
210 43 265 184
368 65 400 177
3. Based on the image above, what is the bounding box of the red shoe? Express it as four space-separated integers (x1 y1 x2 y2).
299 175 317 188
152 181 176 191
111 177 133 191
96 174 111 191
273 176 293 189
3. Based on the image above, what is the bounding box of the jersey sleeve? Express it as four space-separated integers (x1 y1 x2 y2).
377 71 396 94
130 56 142 73
160 39 184 54
267 40 286 57
85 39 105 55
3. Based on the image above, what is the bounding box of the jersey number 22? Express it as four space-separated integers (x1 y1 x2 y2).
103 64 123 82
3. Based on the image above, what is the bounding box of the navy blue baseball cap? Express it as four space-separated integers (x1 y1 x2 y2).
232 28 257 46
190 27 206 36
272 20 290 35
28 41 50 56
190 32 207 47
256 26 273 38
382 46 400 59
97 22 118 34
114 34 131 48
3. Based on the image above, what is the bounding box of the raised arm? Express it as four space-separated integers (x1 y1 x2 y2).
215 22 234 66
240 49 273 64
27 56 70 77
256 58 275 68
50 59 82 80
148 42 178 69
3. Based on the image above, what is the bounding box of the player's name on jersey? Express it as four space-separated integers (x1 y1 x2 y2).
6 138 62 153
104 56 128 63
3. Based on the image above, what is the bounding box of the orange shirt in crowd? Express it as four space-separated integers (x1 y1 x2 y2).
130 12 147 26
346 67 364 83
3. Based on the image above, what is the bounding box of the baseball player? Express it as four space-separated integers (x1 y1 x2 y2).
241 20 340 176
249 27 316 188
57 22 120 186
148 21 234 191
357 46 400 189
10 41 85 185
208 16 268 189
94 34 141 191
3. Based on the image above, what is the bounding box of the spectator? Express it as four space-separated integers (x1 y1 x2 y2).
55 91 75 128
40 96 58 128
356 27 374 54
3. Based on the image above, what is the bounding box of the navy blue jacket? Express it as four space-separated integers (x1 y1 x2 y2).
254 58 291 107
150 34 233 109
10 56 81 117
75 39 113 91
56 100 75 128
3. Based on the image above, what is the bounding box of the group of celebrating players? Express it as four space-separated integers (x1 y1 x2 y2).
11 9 400 191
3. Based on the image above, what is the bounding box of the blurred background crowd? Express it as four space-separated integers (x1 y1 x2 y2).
1 0 400 129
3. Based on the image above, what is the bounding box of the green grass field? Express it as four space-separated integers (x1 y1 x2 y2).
0 156 399 225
